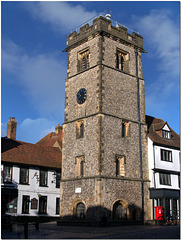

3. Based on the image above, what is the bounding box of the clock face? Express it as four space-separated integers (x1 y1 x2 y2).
77 88 87 104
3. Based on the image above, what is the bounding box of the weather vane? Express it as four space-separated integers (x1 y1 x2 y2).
105 8 112 20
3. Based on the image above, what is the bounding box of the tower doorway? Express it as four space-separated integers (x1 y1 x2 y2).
76 202 86 219
113 201 127 220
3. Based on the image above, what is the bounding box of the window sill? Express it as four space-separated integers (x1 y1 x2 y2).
160 184 172 186
160 160 173 163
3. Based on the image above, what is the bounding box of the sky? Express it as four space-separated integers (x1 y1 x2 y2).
1 1 180 143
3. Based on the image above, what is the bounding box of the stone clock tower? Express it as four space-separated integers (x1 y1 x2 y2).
60 15 151 223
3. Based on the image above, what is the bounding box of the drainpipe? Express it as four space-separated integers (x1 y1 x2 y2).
135 49 144 224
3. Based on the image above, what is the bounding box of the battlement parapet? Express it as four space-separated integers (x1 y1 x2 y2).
65 16 144 51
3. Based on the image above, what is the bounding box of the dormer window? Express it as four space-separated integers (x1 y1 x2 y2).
162 130 171 139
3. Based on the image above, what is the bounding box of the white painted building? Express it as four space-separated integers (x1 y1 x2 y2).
1 118 61 220
146 115 180 220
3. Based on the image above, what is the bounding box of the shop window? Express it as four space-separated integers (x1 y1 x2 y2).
173 199 178 218
22 195 30 214
40 170 48 187
7 197 17 213
115 155 126 177
39 196 47 214
3 165 12 183
159 173 171 186
20 167 29 184
116 49 129 72
160 149 172 162
78 49 89 72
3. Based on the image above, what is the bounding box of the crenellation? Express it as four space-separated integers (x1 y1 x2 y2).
65 16 144 52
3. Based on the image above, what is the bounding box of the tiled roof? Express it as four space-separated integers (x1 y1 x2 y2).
36 130 62 149
1 137 61 169
146 115 180 149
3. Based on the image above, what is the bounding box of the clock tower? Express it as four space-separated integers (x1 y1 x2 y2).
60 15 151 223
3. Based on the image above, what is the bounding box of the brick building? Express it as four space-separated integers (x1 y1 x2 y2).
60 15 151 224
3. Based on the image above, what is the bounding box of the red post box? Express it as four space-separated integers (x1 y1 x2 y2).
155 206 163 220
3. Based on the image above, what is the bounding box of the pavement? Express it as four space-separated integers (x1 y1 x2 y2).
1 221 180 239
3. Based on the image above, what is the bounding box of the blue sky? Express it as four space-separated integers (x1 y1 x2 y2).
1 1 180 143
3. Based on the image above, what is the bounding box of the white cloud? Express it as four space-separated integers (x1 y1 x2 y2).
2 40 66 118
132 9 180 115
23 1 97 33
17 118 57 143
134 9 179 76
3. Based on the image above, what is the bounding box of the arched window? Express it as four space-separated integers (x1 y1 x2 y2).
76 202 86 219
113 201 127 220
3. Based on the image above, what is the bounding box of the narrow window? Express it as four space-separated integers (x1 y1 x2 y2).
3 165 12 183
122 121 130 138
122 122 126 138
178 175 180 188
56 198 60 215
22 195 30 214
78 49 89 72
121 55 124 70
20 167 29 184
80 160 84 177
116 155 126 177
76 121 84 139
39 196 47 214
116 49 129 72
116 158 120 176
40 170 48 187
75 156 85 177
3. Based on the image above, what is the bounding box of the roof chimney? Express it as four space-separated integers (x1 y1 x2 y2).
7 117 17 140
55 124 62 134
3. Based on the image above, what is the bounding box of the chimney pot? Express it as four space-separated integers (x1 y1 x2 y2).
55 124 62 134
7 117 17 140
